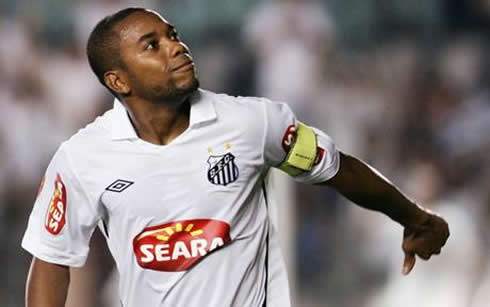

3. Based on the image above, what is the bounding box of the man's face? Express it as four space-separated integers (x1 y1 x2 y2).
116 10 198 102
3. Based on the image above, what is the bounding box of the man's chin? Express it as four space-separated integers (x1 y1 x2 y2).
176 77 200 96
159 78 199 104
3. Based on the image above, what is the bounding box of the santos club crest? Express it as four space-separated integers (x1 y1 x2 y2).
207 153 239 186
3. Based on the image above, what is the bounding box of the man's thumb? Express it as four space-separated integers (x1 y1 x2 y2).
402 252 416 275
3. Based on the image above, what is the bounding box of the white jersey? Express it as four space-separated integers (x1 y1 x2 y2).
22 89 339 307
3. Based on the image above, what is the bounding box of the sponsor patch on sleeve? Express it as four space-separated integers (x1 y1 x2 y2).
44 173 67 235
314 147 325 166
281 124 297 152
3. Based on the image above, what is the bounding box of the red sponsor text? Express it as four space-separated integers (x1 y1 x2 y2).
44 173 67 235
133 219 231 272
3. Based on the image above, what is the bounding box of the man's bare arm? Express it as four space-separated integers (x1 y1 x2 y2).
26 257 70 307
322 152 450 274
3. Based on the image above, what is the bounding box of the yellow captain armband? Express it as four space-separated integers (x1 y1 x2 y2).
279 122 317 176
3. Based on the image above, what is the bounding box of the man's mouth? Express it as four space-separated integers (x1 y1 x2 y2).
172 61 194 72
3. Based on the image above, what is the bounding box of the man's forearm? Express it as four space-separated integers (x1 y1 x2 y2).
324 152 427 227
26 257 70 307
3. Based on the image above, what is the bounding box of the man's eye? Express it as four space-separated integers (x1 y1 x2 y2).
170 32 179 41
145 40 158 50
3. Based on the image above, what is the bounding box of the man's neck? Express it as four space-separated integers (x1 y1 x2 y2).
124 95 191 146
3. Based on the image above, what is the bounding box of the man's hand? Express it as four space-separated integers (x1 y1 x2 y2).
323 152 450 275
401 211 450 275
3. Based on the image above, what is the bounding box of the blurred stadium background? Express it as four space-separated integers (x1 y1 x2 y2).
1 0 489 306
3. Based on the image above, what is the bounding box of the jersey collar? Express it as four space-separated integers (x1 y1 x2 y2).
111 89 217 141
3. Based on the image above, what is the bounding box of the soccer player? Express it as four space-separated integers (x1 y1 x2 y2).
22 8 449 307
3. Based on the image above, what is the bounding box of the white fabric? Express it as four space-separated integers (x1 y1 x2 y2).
22 89 339 307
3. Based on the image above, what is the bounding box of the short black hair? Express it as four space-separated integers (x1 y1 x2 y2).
86 7 147 93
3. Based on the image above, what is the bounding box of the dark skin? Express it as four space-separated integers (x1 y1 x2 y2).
104 10 199 145
323 153 449 273
26 259 69 307
26 9 449 307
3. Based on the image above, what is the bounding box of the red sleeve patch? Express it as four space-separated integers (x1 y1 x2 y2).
281 124 297 153
314 147 325 166
44 173 67 235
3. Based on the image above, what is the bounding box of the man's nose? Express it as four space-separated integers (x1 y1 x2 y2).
170 42 186 58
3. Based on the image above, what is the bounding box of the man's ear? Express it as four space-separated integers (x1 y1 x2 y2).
104 70 130 96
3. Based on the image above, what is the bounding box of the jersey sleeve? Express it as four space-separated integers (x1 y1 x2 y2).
21 144 100 267
263 100 340 184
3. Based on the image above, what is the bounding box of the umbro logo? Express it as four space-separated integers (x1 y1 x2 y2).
106 179 134 193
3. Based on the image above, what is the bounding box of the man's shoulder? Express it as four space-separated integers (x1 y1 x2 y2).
203 90 294 131
203 89 272 110
61 109 113 157
202 90 276 127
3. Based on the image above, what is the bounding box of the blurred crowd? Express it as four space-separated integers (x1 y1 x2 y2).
1 0 489 306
